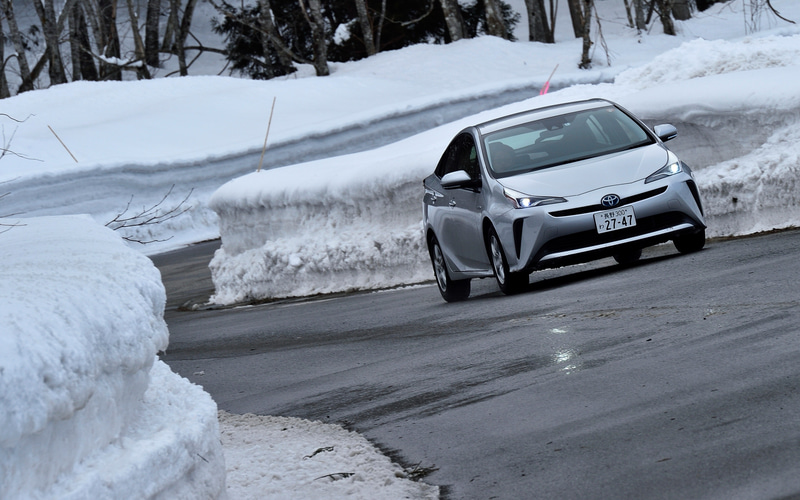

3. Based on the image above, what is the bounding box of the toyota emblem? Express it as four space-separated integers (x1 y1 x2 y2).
601 194 620 207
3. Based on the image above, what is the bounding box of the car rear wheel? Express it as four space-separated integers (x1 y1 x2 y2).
430 236 470 302
488 228 527 295
674 229 706 254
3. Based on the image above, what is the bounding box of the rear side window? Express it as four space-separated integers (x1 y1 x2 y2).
435 133 479 179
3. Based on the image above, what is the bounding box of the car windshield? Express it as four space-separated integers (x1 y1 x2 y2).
483 105 655 178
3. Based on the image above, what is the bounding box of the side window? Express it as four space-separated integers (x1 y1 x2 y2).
435 133 479 179
462 140 479 179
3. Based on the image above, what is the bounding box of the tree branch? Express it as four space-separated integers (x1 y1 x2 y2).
105 185 194 244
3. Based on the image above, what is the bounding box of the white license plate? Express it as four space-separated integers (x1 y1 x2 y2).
594 206 637 234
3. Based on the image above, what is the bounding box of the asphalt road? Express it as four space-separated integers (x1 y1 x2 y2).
154 229 800 500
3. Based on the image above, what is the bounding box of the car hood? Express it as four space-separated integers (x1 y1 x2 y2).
498 144 670 197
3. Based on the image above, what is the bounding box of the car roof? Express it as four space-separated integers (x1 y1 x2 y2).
475 98 614 135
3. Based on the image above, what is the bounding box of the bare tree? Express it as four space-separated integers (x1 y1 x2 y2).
159 0 200 75
69 1 99 81
299 0 330 76
672 0 691 21
633 0 646 30
3 0 36 93
484 0 509 39
653 0 676 35
125 0 152 79
438 0 465 42
257 0 295 76
145 0 161 67
524 0 554 43
177 0 200 75
566 0 583 37
95 0 123 80
578 0 593 69
32 0 71 85
0 11 9 98
353 0 376 56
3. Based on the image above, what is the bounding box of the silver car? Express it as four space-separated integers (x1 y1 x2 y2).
423 98 706 301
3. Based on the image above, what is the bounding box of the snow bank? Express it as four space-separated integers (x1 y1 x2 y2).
207 130 452 303
0 216 226 499
209 33 800 304
614 35 800 236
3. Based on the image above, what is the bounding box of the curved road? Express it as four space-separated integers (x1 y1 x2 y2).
154 229 800 499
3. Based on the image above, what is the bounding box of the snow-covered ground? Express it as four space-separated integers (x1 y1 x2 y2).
2 1 800 498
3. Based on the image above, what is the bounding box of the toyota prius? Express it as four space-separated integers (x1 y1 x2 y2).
423 98 706 302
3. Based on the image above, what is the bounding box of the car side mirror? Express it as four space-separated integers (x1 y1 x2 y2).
653 124 678 142
441 170 480 190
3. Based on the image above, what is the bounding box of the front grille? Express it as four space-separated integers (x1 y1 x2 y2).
549 186 668 217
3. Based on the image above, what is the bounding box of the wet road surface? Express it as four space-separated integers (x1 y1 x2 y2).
154 230 800 499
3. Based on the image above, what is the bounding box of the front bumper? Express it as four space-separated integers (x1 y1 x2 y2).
502 178 706 273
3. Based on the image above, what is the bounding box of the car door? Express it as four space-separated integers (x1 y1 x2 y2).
427 133 488 272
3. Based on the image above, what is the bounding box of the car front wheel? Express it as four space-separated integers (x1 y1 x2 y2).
430 236 470 302
488 228 527 295
674 229 706 254
613 247 642 266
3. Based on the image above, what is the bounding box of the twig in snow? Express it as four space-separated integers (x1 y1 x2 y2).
105 185 194 244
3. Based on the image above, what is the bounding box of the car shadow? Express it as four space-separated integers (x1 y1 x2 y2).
469 244 706 301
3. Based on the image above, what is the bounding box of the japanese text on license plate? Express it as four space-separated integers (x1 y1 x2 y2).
594 206 636 234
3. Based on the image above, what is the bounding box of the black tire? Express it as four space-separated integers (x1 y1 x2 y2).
674 229 706 254
429 236 470 302
488 228 527 295
613 247 642 266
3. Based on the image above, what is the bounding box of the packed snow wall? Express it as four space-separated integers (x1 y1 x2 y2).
0 216 226 499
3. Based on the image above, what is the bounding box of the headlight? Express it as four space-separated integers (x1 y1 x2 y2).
503 187 566 209
645 161 682 184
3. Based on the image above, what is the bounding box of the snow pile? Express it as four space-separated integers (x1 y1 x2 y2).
614 35 800 236
221 412 438 499
207 131 450 303
208 31 800 304
0 216 226 499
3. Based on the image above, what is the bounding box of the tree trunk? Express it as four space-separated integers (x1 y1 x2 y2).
374 0 387 49
97 0 122 80
524 0 553 43
300 0 330 76
671 0 692 20
69 1 99 81
566 0 584 38
578 0 593 69
1 0 34 92
0 23 9 98
654 0 676 35
125 0 152 79
354 0 376 56
258 0 295 76
438 0 465 42
163 0 178 52
483 0 509 39
32 0 68 85
633 0 646 30
176 0 200 76
145 0 161 67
